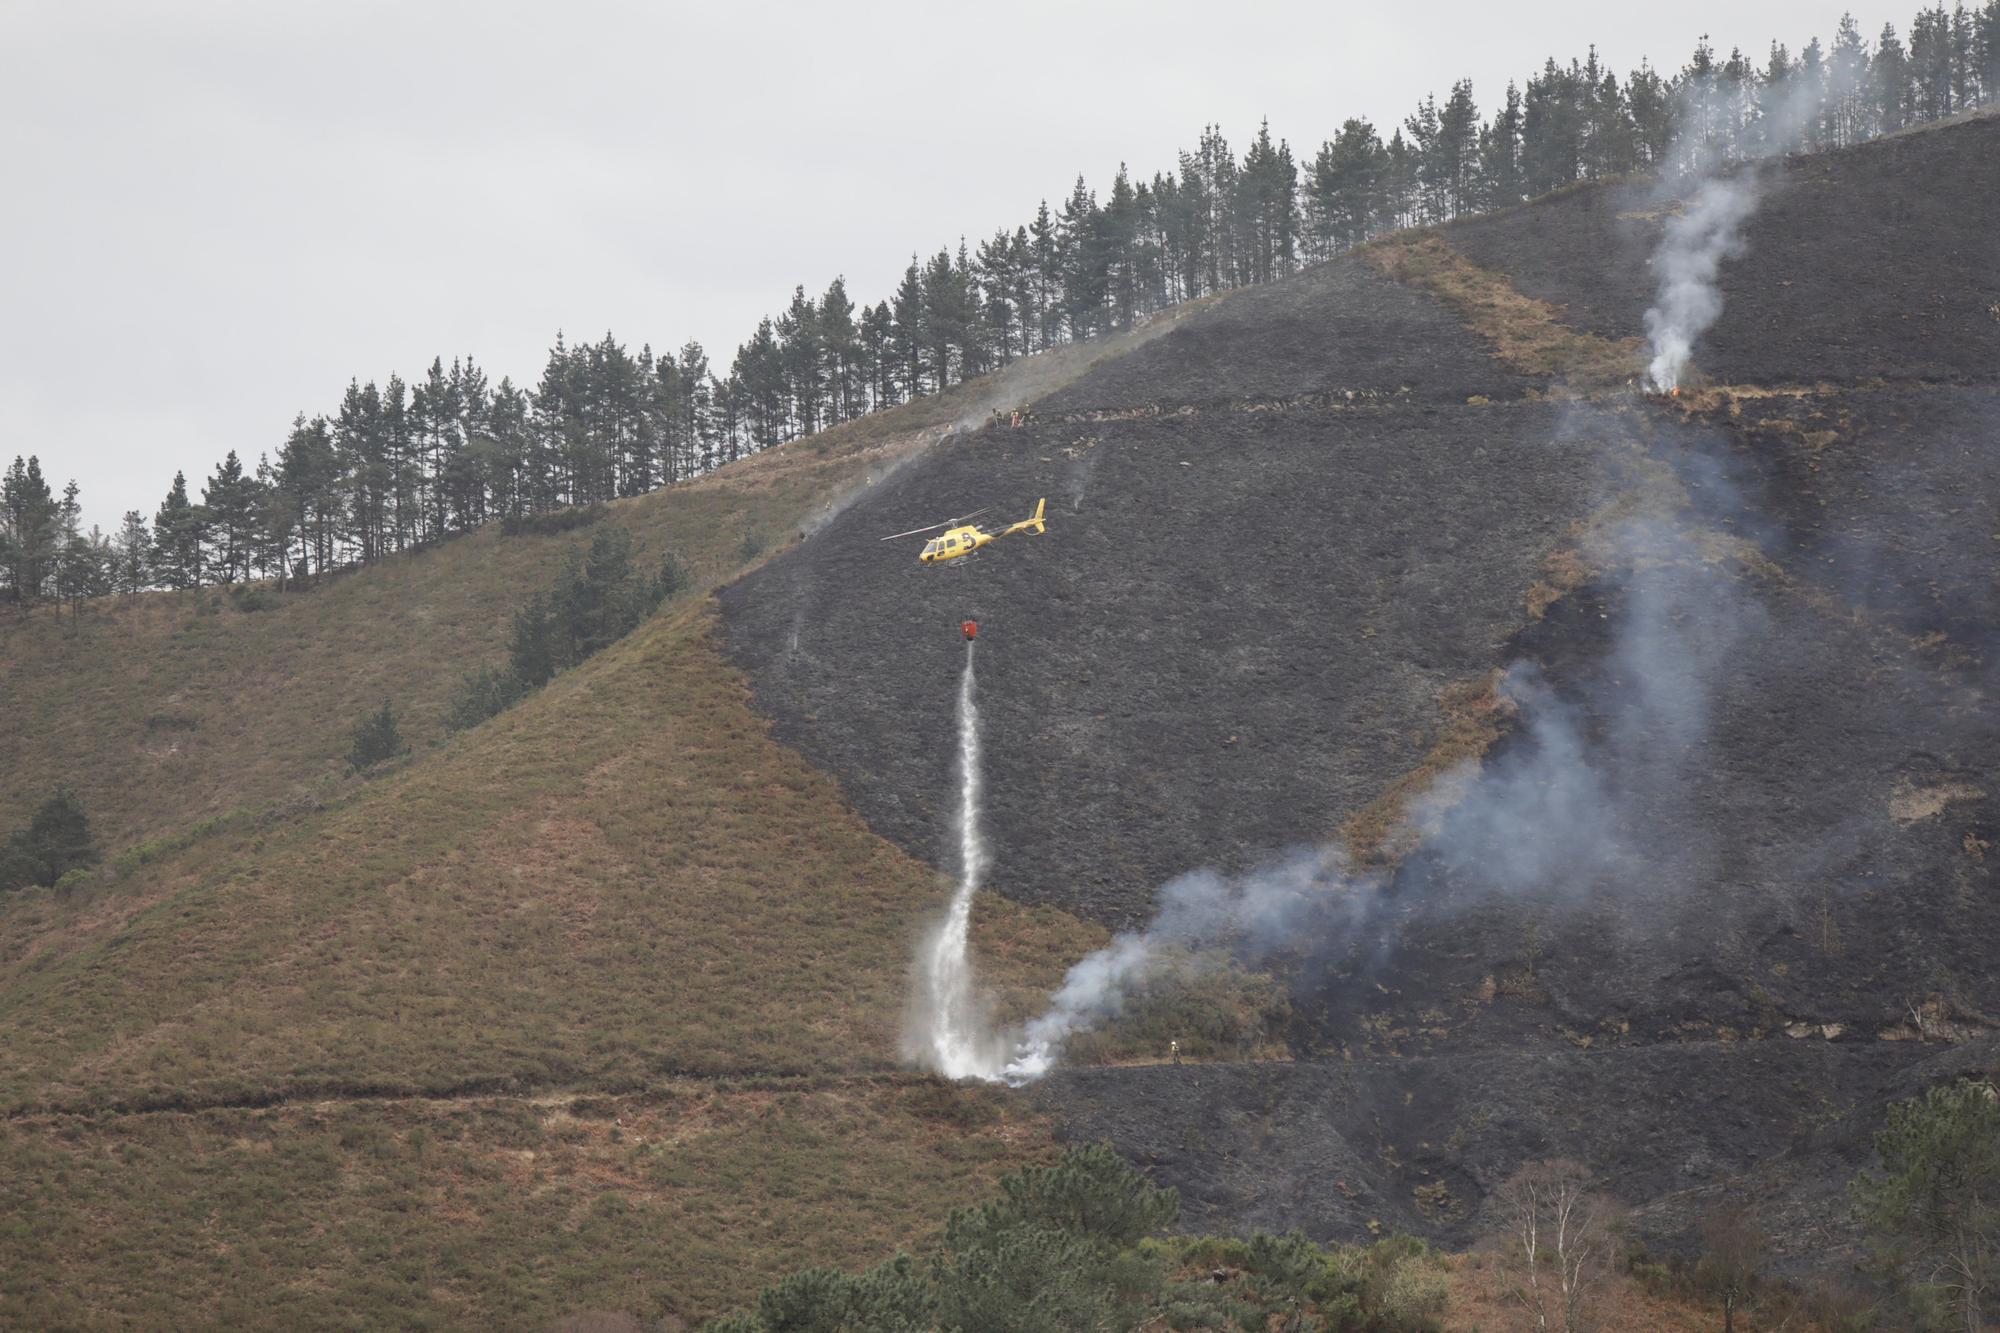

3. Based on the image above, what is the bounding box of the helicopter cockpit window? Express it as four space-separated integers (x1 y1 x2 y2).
922 540 938 555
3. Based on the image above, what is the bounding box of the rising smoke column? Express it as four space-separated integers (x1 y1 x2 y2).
1643 176 1760 392
1641 63 1866 392
909 639 1004 1079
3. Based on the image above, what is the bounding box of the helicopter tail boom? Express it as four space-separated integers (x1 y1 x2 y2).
998 497 1047 540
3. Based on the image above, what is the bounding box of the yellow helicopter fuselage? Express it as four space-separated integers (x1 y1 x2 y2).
919 525 991 563
918 498 1046 564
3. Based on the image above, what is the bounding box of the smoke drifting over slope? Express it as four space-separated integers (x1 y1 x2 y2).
1004 410 1765 1080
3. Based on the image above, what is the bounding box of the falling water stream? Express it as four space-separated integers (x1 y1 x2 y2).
915 639 1001 1079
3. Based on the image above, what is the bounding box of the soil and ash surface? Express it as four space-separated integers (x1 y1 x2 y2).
1037 257 1533 413
1447 114 2000 385
722 399 1603 927
1039 1035 2000 1271
720 118 2000 1265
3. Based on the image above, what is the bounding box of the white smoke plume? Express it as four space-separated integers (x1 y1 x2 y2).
1003 850 1359 1083
1643 179 1759 392
906 640 1008 1079
1642 58 1871 392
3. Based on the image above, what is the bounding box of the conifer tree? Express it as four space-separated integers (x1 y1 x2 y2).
2 455 59 605
858 301 896 409
1876 22 1913 130
817 278 861 422
150 470 203 589
1830 14 1877 143
201 450 256 583
889 258 927 398
1479 84 1526 209
1979 1 2000 104
113 509 150 593
1027 201 1061 349
1056 176 1105 338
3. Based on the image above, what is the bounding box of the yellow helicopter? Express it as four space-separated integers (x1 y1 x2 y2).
880 498 1048 564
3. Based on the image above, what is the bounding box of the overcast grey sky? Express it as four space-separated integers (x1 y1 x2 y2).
7 0 1852 528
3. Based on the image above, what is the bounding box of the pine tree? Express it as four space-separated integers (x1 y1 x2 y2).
1829 13 1876 143
1437 82 1482 215
889 258 927 397
1480 83 1526 208
1876 22 1912 131
1950 2 1978 109
859 302 895 409
1582 55 1633 177
1382 128 1417 229
113 510 150 593
1521 57 1584 193
1027 200 1060 348
250 454 295 583
975 231 1022 362
921 248 965 384
277 414 341 580
1912 5 1956 119
201 450 256 583
781 286 823 437
1194 125 1237 290
1056 176 1104 338
817 278 861 421
381 373 417 549
1 455 59 605
150 470 203 590
49 480 103 618
1978 0 2000 105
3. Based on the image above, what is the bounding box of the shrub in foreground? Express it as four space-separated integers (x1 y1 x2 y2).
705 1143 1451 1332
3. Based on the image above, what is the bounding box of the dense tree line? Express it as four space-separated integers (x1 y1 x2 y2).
5 5 1996 611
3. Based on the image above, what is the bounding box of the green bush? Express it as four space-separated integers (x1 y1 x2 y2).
1852 1079 2000 1330
703 1145 1460 1333
0 788 98 892
347 701 406 773
445 666 527 733
448 526 680 732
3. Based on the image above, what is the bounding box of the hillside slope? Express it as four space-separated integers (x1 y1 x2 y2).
720 116 2000 1271
0 328 1200 1328
4 118 1995 1326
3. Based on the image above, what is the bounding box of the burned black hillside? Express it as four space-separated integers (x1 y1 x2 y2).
720 117 2000 1267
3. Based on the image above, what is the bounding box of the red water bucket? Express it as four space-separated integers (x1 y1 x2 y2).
961 620 978 641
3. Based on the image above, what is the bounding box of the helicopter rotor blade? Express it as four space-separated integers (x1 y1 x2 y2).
879 520 952 542
879 506 993 541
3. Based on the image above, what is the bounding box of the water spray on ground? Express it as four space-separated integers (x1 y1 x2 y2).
908 637 1006 1080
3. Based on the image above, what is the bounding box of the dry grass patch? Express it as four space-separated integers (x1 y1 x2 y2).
0 1080 1051 1330
1442 1250 1722 1332
1366 232 1643 388
0 602 1099 1111
1340 671 1511 866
